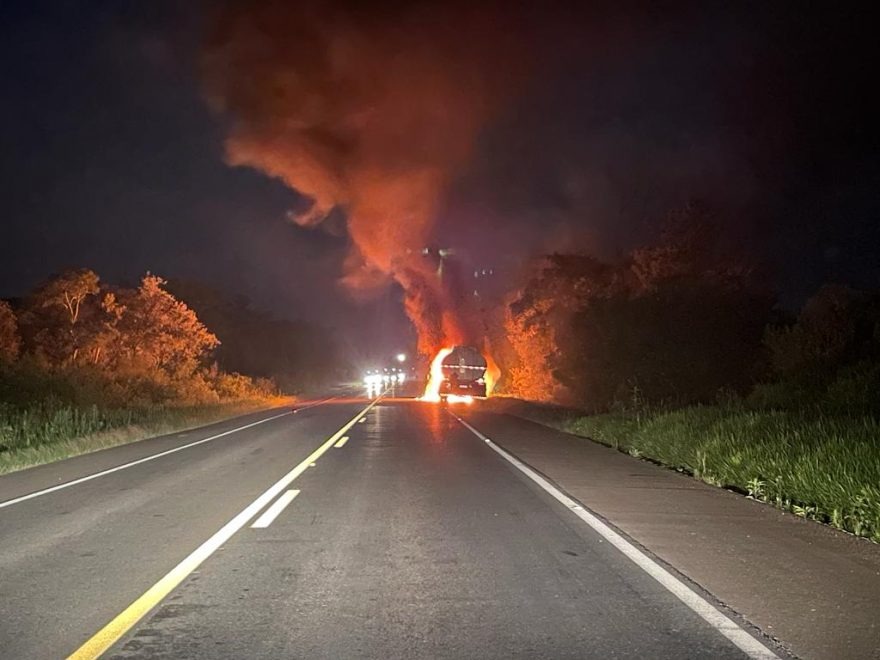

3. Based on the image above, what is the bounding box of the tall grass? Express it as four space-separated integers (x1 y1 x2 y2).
0 362 284 474
0 401 134 452
0 399 275 475
564 405 880 542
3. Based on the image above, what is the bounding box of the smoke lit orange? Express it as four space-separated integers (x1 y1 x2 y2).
203 4 529 362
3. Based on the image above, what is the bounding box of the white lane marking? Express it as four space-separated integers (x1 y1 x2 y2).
0 411 293 511
251 490 300 528
67 397 381 660
358 417 366 423
334 436 349 448
451 414 780 660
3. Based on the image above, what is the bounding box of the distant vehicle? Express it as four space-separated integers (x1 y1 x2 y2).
438 345 487 399
363 365 407 386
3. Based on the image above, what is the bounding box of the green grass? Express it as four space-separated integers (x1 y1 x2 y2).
558 405 880 542
0 399 278 475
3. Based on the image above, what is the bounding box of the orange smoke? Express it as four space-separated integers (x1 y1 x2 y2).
397 264 466 359
202 1 529 356
421 346 453 402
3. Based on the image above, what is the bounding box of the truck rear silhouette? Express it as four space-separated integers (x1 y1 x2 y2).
438 345 487 399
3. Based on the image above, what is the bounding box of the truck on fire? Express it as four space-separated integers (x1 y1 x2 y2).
438 345 488 399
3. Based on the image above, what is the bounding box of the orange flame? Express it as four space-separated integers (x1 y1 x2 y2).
421 346 454 402
484 350 501 396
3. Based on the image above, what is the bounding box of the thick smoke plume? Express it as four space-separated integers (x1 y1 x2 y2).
202 0 528 356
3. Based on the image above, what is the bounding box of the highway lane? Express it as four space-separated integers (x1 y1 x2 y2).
0 394 363 659
0 392 780 659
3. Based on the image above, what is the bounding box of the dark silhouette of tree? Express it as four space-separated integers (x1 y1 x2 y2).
765 285 880 381
504 203 774 410
560 275 773 409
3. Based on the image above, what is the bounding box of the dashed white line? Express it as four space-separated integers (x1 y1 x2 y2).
251 490 300 528
334 436 349 448
451 413 780 660
68 396 382 660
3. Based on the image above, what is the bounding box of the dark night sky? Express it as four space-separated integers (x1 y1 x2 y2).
1 1 878 358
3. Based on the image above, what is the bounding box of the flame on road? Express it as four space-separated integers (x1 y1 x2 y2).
421 347 454 402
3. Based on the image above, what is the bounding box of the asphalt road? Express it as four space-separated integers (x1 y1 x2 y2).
0 388 780 659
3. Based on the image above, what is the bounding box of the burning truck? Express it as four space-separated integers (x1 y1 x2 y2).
423 345 488 402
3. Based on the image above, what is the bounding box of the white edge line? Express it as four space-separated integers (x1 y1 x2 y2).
451 413 780 660
0 411 293 510
67 396 381 660
251 490 300 528
334 436 349 448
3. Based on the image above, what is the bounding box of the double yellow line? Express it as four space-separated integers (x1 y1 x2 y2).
69 396 380 659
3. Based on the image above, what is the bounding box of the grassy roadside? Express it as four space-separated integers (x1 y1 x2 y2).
486 397 880 543
0 398 289 476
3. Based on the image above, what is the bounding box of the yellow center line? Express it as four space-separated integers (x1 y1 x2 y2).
67 396 380 660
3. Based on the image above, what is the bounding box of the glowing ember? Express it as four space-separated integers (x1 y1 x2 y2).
421 347 454 402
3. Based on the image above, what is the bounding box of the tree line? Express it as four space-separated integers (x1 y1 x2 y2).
0 270 341 407
497 203 880 415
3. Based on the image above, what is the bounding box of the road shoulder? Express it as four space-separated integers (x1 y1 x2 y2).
463 409 880 660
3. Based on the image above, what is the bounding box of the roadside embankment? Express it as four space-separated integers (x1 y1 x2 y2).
481 396 880 543
0 398 289 475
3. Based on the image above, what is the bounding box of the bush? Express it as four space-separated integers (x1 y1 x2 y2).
764 285 880 382
822 361 880 416
746 360 880 416
211 371 276 401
